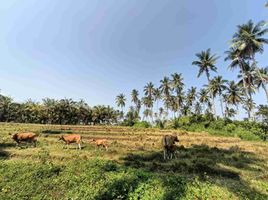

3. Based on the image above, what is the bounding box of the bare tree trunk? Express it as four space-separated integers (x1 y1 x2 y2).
206 75 216 118
262 84 268 102
220 95 224 118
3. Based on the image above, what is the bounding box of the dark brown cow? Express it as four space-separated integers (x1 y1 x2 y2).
59 134 82 150
92 139 108 150
162 135 179 160
12 132 37 147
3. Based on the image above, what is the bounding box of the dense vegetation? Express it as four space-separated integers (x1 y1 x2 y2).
0 95 120 125
1 124 268 199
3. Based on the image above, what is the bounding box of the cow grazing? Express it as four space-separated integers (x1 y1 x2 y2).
59 134 82 150
12 132 37 147
162 135 179 160
92 139 108 150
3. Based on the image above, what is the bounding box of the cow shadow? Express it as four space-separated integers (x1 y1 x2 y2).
41 129 73 135
121 144 268 199
0 142 15 159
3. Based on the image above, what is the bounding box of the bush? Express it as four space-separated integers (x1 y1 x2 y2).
225 124 236 133
133 121 151 128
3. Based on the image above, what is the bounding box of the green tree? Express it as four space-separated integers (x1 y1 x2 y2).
192 48 219 117
116 94 126 115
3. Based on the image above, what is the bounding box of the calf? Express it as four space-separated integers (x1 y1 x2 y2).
59 134 82 150
92 139 108 150
12 132 37 147
162 135 179 160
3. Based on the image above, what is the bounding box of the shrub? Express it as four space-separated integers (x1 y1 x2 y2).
133 121 151 128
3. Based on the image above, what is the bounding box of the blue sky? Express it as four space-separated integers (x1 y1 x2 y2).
0 0 267 115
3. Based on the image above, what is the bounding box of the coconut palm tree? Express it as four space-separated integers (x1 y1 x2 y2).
232 20 268 60
192 49 218 82
142 96 153 122
192 48 219 116
144 82 155 99
160 76 171 115
254 67 268 101
237 62 256 119
208 76 228 117
116 93 126 114
171 73 184 94
153 88 162 116
131 89 139 106
186 87 197 107
231 20 268 101
225 107 237 119
225 81 244 115
243 99 256 120
225 48 250 101
199 88 210 114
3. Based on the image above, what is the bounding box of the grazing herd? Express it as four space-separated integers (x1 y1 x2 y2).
11 132 180 160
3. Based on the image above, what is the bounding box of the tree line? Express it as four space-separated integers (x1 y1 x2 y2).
0 96 120 125
116 20 268 123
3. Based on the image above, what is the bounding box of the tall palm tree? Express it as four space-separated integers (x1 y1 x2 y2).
243 99 256 120
186 87 197 115
142 96 153 122
171 73 184 94
225 48 250 101
192 48 219 116
225 81 244 115
160 76 171 115
232 20 268 60
153 88 162 115
254 67 268 101
231 20 268 103
144 82 154 99
208 76 227 117
131 89 139 106
199 88 210 114
116 94 126 114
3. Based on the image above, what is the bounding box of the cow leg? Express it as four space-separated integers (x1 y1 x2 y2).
78 143 81 150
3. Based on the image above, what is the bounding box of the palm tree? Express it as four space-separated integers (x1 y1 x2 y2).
243 98 256 120
225 107 237 119
225 48 250 101
199 88 210 114
192 48 219 116
171 73 184 94
232 20 268 60
116 93 126 114
144 82 154 99
225 81 244 115
208 76 227 117
131 89 139 106
142 96 153 122
254 67 268 101
160 76 171 115
192 49 218 82
186 87 197 107
153 88 162 115
237 62 256 119
231 20 268 103
159 107 165 120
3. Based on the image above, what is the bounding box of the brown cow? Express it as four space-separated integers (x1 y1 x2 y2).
92 139 108 150
162 135 179 160
59 134 82 150
12 132 37 147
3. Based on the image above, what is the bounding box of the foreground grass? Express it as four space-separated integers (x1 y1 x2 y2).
0 123 268 199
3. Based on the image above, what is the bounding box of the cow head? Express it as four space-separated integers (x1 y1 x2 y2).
59 135 64 141
172 135 179 143
12 133 18 141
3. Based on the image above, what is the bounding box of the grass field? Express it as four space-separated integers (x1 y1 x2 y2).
1 123 268 199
